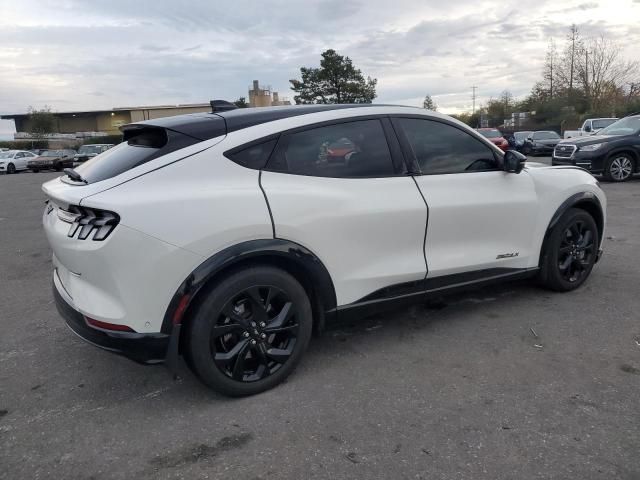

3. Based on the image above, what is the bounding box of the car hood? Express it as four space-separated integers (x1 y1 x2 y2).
560 134 619 146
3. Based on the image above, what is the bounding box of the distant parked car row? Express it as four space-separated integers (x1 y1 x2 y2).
0 144 114 174
476 128 562 156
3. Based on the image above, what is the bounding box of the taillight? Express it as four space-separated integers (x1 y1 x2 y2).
58 205 120 241
85 316 135 332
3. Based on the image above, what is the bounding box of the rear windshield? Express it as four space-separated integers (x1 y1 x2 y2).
478 129 502 138
73 128 200 183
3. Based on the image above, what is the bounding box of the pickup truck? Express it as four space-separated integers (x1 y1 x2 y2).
564 118 618 139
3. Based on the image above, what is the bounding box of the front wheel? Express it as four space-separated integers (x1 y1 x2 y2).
6 163 16 174
538 208 599 292
603 154 634 182
522 145 533 156
185 266 313 396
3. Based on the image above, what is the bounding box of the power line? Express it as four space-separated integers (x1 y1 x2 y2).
471 86 478 114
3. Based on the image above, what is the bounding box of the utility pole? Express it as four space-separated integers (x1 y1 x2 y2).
471 86 478 113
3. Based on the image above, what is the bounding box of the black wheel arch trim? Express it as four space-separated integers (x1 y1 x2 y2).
161 239 337 334
543 191 604 255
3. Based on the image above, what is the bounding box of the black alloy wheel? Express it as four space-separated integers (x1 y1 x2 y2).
557 219 596 284
7 163 15 174
539 208 599 291
186 266 312 396
212 286 299 382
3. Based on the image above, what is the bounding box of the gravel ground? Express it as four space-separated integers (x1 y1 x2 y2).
1 162 639 480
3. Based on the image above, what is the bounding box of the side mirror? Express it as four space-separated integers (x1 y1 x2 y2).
504 150 527 174
583 125 591 132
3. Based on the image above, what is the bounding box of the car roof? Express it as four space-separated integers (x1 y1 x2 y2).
122 104 401 141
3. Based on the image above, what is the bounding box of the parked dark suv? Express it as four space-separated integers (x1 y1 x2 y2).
553 115 640 182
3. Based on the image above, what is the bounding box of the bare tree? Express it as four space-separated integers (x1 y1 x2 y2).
543 40 558 99
577 36 639 111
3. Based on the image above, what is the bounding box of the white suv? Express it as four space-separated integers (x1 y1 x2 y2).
42 104 606 396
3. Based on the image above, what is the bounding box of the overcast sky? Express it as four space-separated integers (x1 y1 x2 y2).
1 0 639 136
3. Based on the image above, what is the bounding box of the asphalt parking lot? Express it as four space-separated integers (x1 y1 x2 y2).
1 160 639 480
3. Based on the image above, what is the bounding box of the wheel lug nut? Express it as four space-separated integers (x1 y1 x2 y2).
259 322 266 328
260 333 266 339
243 332 250 338
250 339 257 345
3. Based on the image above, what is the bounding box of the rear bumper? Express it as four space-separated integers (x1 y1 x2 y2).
53 281 170 364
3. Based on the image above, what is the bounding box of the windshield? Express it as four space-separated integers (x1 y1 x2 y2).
478 129 502 139
592 119 617 130
79 145 106 154
599 116 640 136
534 131 559 140
514 131 533 140
42 150 63 157
0 152 14 159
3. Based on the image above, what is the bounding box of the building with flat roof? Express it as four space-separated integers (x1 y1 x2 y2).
0 103 212 140
248 80 291 107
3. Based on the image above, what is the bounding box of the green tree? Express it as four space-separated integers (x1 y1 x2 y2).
233 97 248 108
290 49 377 104
27 106 55 139
422 94 437 111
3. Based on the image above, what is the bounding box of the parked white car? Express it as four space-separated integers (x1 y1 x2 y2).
0 150 38 174
564 118 619 139
42 104 607 396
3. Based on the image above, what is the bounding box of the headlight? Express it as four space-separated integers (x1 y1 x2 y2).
0 162 5 166
579 143 603 152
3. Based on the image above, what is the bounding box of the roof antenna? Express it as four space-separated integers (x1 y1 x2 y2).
210 100 238 113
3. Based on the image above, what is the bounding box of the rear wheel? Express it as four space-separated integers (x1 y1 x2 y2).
604 154 634 182
185 266 313 396
538 208 598 292
6 163 15 174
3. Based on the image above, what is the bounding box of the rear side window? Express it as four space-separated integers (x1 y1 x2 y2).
397 118 498 174
74 128 199 183
225 139 277 169
267 119 395 178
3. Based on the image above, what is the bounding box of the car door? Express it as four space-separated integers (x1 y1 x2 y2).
260 117 428 306
392 116 539 279
15 152 28 170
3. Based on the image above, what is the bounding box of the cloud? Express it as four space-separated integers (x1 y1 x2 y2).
0 0 638 125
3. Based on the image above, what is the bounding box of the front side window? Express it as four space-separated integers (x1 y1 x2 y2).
592 119 617 130
397 118 498 174
268 119 395 178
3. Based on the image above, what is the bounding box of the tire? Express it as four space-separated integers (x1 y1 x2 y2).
603 153 634 182
538 208 599 292
523 145 533 156
54 164 63 172
6 163 15 174
31 169 39 173
185 266 313 396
